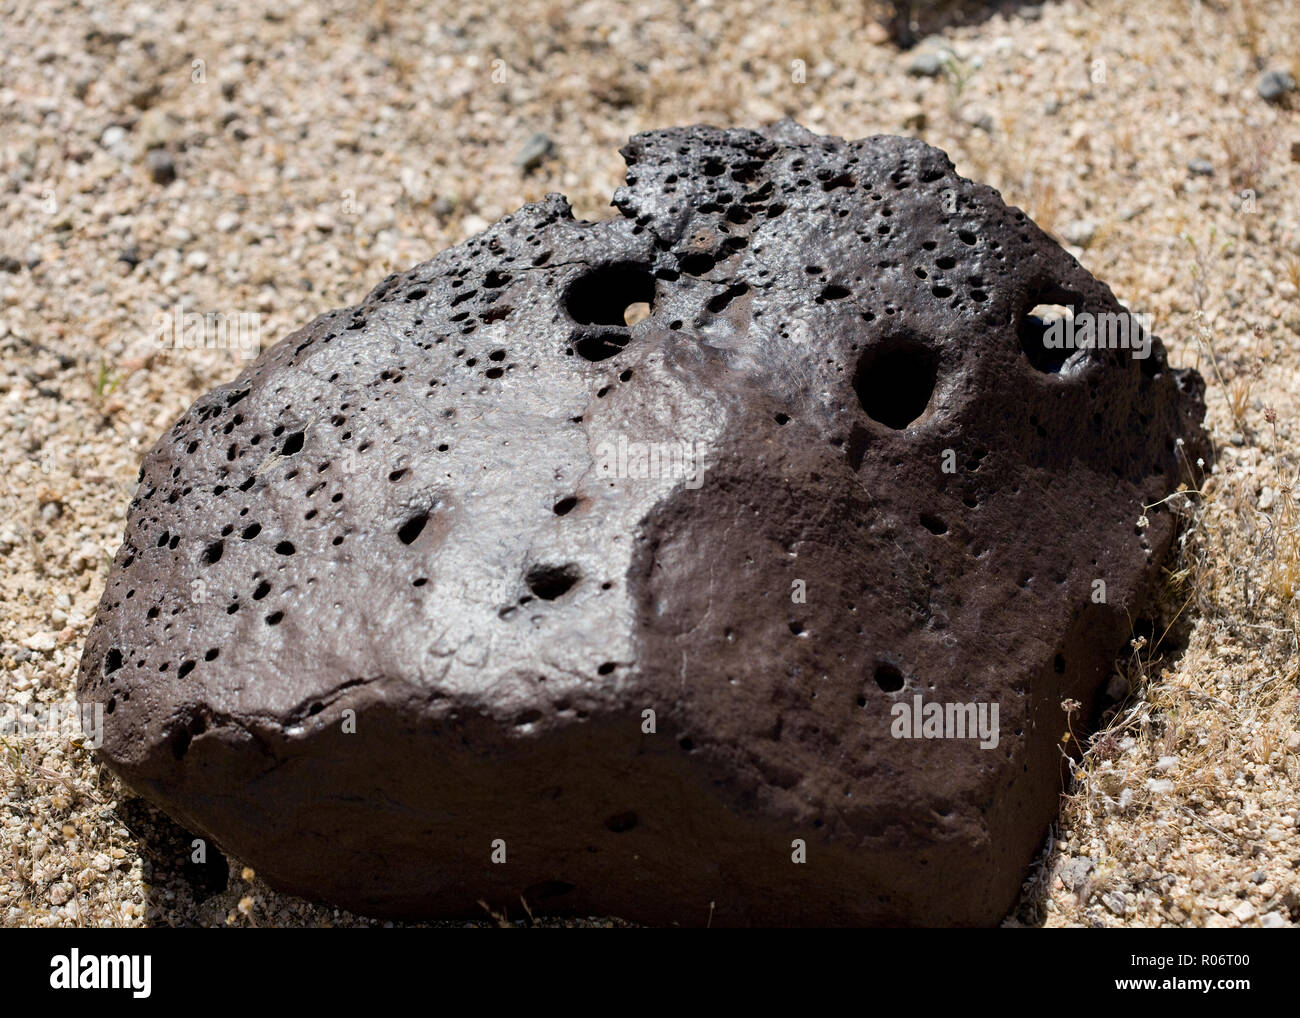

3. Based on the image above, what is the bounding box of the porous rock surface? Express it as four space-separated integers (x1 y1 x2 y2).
79 121 1209 926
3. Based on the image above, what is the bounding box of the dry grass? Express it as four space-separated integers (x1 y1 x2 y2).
1030 332 1300 926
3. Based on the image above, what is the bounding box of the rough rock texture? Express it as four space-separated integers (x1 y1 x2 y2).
78 121 1209 926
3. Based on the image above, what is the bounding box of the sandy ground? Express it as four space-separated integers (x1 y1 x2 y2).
1 0 1297 927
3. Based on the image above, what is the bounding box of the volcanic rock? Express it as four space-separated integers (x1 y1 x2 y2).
79 121 1209 926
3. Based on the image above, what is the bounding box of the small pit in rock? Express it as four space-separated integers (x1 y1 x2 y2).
525 563 581 600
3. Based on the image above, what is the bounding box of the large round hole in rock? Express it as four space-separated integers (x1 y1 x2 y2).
1018 305 1074 373
526 563 581 600
854 341 937 430
565 263 656 326
1017 285 1084 374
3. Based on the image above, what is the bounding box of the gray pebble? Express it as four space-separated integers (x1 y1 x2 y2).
513 133 555 173
1058 857 1096 890
907 50 944 78
1257 69 1296 104
1187 158 1214 177
1061 218 1099 247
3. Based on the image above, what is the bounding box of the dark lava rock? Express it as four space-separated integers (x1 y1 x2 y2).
79 121 1209 926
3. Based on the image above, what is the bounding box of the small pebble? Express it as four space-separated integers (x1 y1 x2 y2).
22 631 56 652
1257 69 1296 103
145 149 176 185
1061 218 1099 248
513 133 555 173
907 50 944 77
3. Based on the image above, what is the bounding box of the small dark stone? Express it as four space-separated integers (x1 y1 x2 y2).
145 149 176 185
1187 158 1215 177
1257 69 1296 104
514 132 555 173
118 246 141 268
79 122 1210 926
0 255 20 274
